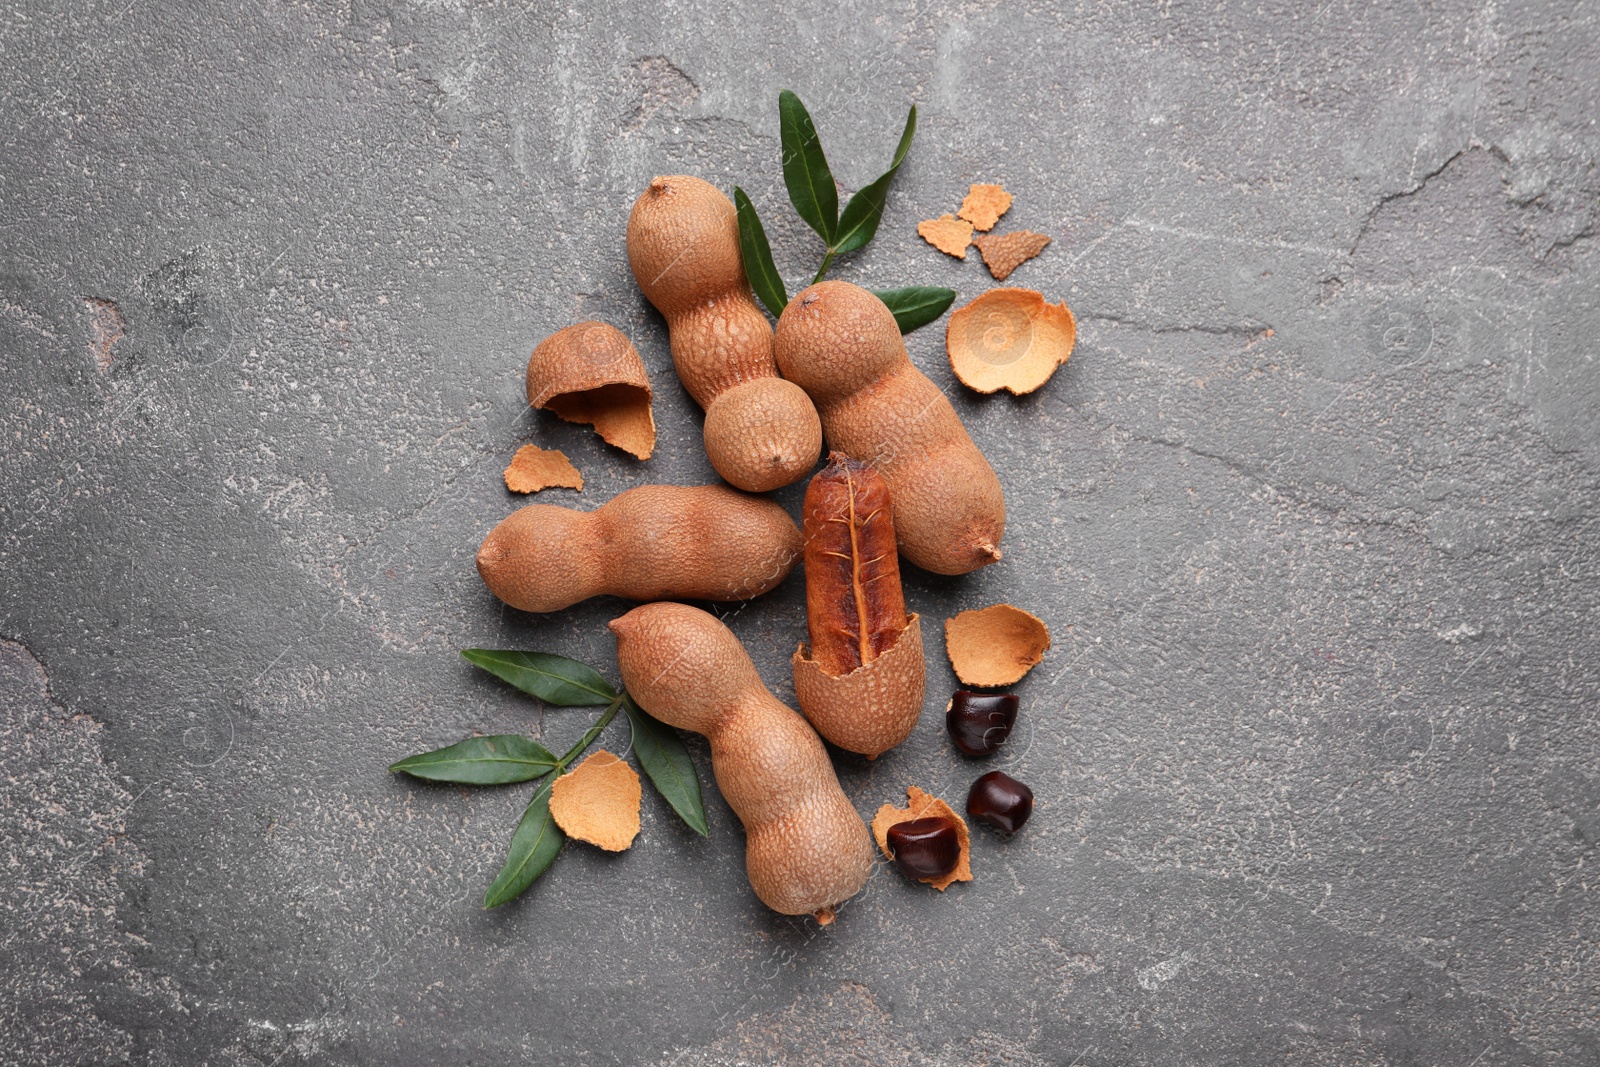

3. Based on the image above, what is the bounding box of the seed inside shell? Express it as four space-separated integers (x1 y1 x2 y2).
870 785 973 891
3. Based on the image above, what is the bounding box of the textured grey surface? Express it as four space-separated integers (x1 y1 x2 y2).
2 0 1598 1063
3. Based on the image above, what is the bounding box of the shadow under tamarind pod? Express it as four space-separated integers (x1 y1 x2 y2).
476 484 802 613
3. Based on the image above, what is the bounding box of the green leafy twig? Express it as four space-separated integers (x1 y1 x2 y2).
623 694 709 836
388 735 558 785
390 651 708 909
736 90 954 335
778 89 838 253
459 649 615 706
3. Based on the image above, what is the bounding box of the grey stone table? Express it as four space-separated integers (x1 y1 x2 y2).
3 1 1597 1063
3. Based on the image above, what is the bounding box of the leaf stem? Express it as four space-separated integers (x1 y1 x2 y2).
556 694 625 771
812 249 836 286
519 693 626 811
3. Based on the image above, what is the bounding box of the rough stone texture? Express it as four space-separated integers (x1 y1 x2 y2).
1 1 1596 1063
0 640 182 1065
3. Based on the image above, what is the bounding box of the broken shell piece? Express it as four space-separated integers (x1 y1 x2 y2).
503 445 584 494
957 183 1013 232
871 786 972 891
549 750 642 851
944 604 1051 687
918 214 974 259
793 614 926 759
526 322 656 460
972 230 1051 281
946 288 1076 396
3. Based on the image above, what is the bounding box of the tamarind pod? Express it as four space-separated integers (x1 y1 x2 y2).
774 281 1004 575
610 602 874 919
476 484 801 613
801 452 907 677
627 175 821 492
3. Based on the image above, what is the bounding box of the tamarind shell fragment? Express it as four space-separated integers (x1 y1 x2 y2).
525 321 655 460
794 615 924 759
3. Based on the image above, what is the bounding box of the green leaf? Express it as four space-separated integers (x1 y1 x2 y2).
872 286 957 335
389 735 559 785
833 105 917 257
733 187 789 319
483 786 564 908
624 697 708 836
461 650 617 706
778 89 838 244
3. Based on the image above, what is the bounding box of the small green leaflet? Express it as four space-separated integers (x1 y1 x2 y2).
483 786 564 908
778 89 838 244
872 286 957 335
832 105 917 257
461 649 616 706
624 696 708 836
734 186 789 319
389 735 558 785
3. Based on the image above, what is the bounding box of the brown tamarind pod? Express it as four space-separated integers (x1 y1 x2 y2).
791 453 926 758
627 175 822 492
801 452 906 674
774 280 1005 575
610 602 874 919
476 484 801 613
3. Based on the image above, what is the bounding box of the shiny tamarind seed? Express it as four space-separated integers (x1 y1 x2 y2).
885 817 961 880
967 771 1034 834
945 691 1019 756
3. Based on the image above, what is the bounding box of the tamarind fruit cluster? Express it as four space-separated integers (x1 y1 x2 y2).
476 175 1019 920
